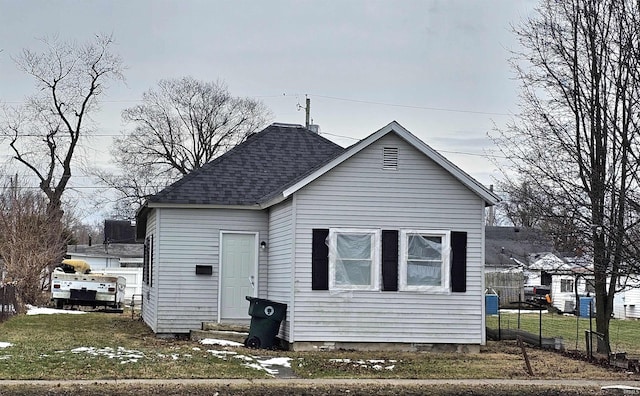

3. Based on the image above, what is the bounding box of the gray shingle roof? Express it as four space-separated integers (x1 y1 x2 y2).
66 243 143 259
148 123 345 206
485 226 556 268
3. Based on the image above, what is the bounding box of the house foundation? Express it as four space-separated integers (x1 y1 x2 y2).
287 341 480 353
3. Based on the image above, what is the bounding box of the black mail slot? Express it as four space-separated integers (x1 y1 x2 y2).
195 265 213 275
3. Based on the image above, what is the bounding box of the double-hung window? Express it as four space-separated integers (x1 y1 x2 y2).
328 228 381 291
560 278 574 293
400 230 450 292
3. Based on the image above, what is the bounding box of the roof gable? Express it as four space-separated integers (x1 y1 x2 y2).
147 123 345 206
280 121 499 206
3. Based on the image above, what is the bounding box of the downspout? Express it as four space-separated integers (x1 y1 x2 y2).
289 194 298 346
481 200 487 345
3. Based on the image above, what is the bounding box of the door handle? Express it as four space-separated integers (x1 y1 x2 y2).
249 276 255 289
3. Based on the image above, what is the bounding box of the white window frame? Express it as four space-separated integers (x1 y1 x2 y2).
399 230 451 293
328 228 381 291
560 278 574 293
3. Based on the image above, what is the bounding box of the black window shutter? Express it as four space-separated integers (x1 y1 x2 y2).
149 234 154 287
311 229 330 290
143 236 150 285
451 231 467 292
381 230 399 291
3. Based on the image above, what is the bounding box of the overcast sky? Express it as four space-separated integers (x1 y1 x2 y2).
0 0 537 221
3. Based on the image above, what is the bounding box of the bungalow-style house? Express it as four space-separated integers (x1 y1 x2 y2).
136 121 499 351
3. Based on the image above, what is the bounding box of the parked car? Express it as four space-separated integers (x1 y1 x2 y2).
524 285 552 305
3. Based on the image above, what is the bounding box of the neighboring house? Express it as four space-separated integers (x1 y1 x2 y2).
484 227 598 313
617 275 640 319
66 243 143 270
484 227 557 304
136 121 499 350
544 254 593 314
485 226 640 317
485 226 556 272
66 220 142 270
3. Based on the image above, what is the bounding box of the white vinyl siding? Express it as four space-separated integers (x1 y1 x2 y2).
292 133 486 345
150 208 268 334
267 199 294 340
141 210 158 331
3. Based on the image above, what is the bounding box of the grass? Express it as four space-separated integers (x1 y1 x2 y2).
0 313 263 380
0 310 636 380
485 311 640 355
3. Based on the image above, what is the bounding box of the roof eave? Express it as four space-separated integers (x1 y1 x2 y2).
258 193 288 209
145 202 263 210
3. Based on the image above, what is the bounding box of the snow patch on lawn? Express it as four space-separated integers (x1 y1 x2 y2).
26 305 86 315
199 338 243 347
206 349 291 376
256 357 292 375
206 350 239 361
328 358 398 371
228 354 292 376
70 346 144 362
0 341 12 359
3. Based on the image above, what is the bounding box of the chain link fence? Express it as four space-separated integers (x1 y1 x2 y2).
485 297 640 358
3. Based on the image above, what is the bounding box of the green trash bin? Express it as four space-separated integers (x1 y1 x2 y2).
244 296 287 349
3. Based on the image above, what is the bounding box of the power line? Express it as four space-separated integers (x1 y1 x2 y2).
319 131 508 159
3 93 513 117
439 149 508 159
308 94 513 116
320 131 359 141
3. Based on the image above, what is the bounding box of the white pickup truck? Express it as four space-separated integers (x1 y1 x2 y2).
50 259 126 310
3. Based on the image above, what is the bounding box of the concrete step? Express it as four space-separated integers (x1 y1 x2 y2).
201 322 249 332
190 329 248 344
191 322 249 344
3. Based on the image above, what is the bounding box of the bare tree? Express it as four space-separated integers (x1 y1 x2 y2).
62 205 103 246
0 176 65 305
1 34 124 226
95 77 272 216
496 178 585 253
496 178 548 228
494 0 640 352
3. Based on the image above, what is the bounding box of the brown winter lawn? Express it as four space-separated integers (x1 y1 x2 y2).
0 310 638 395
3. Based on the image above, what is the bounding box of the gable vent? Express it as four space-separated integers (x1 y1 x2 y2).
383 147 398 170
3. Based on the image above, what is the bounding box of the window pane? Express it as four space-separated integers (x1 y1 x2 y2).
334 232 373 287
561 279 574 293
337 233 372 259
406 234 443 287
407 261 441 286
408 235 441 261
336 259 372 286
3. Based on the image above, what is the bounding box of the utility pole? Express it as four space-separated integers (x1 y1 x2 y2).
487 185 496 225
305 97 311 129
